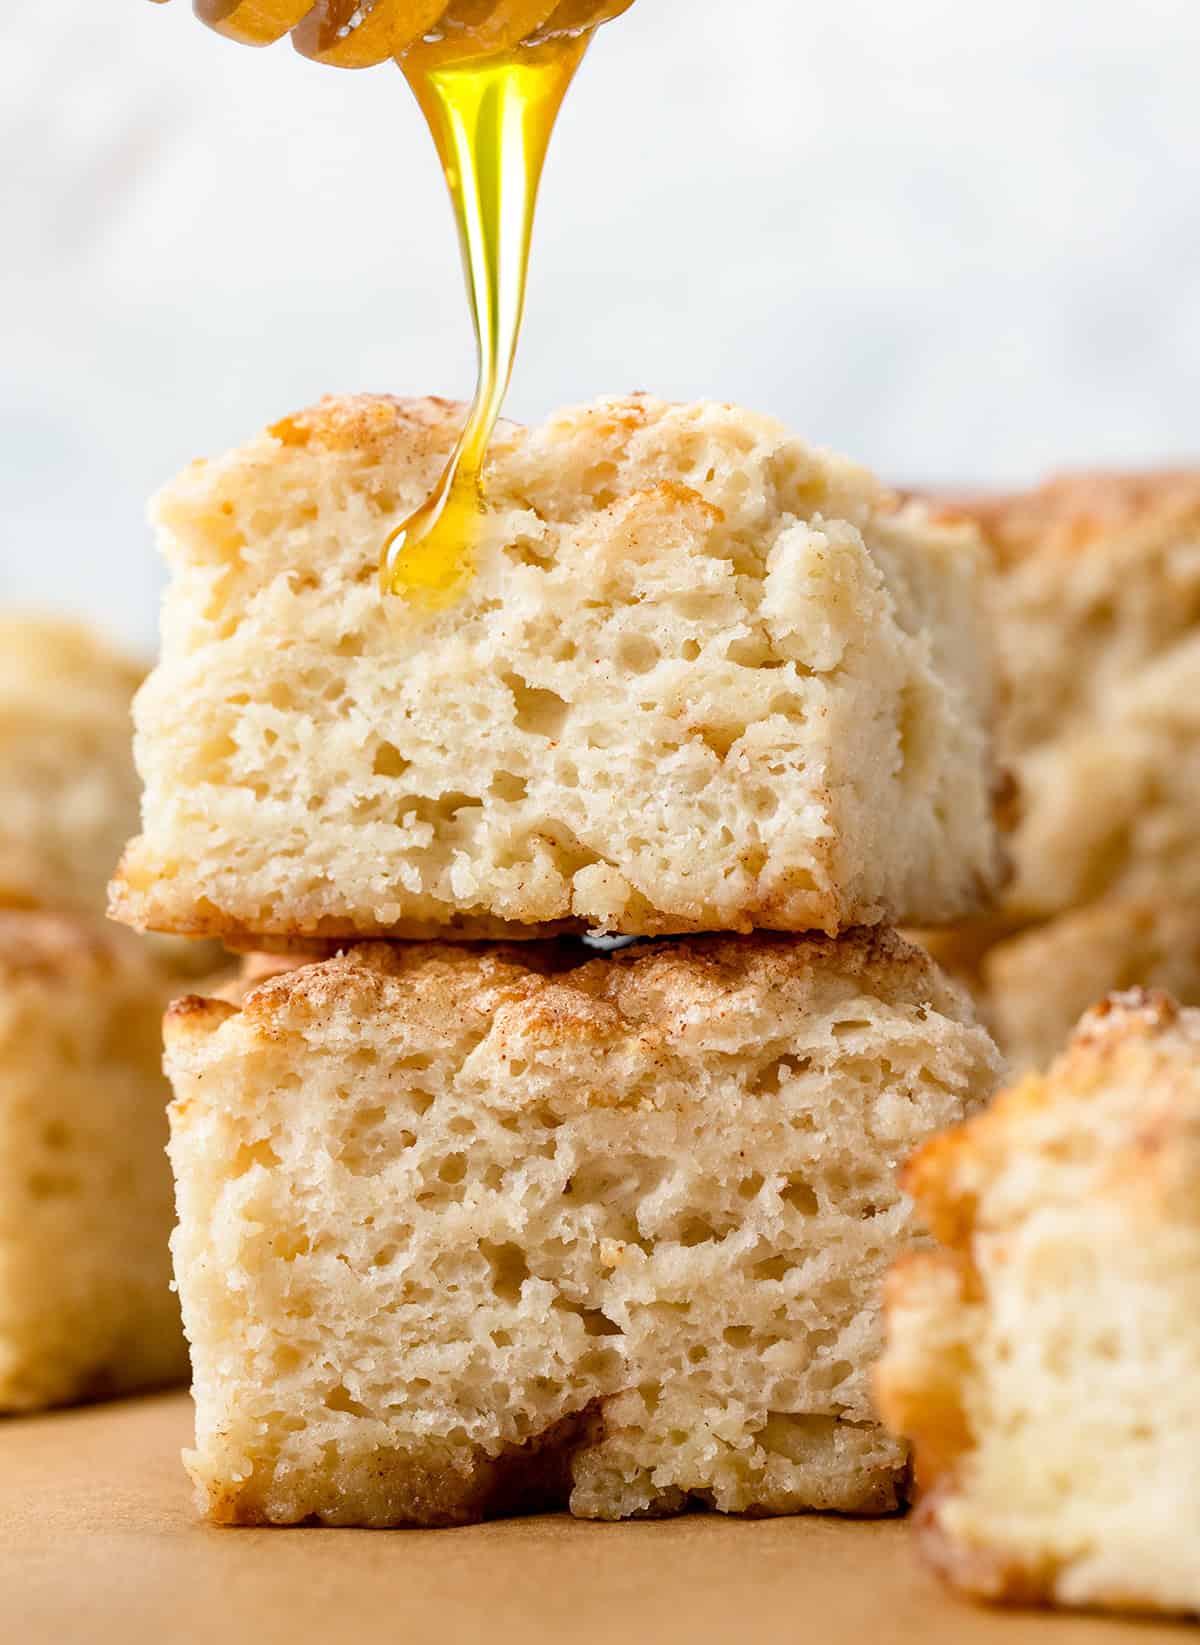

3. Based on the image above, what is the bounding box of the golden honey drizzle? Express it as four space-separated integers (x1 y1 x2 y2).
381 32 590 604
154 1 634 605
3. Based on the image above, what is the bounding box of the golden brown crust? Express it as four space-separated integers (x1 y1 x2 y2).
169 929 980 1141
201 1397 905 1527
108 855 875 945
264 392 469 460
109 861 598 948
164 992 240 1034
876 1251 977 1491
903 986 1200 1250
576 926 941 1011
915 1490 1065 1607
113 899 866 944
190 927 951 1047
219 915 587 945
206 952 307 1009
889 986 1199 1343
205 1404 605 1528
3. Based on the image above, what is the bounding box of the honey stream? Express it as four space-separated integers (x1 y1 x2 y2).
381 31 590 605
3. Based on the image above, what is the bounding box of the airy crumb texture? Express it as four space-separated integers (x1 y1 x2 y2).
0 613 144 917
877 989 1200 1618
165 931 999 1526
0 911 190 1411
935 470 1200 917
113 393 1002 943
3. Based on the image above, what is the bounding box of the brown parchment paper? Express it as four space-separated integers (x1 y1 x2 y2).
0 1393 1183 1644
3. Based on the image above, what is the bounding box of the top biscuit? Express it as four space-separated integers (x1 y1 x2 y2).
935 470 1200 918
112 394 1003 943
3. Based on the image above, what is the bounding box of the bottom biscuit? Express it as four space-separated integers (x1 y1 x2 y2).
165 931 999 1525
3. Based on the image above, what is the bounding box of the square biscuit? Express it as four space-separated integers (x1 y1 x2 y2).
877 989 1200 1618
938 470 1200 918
113 394 1003 944
0 614 144 918
165 930 999 1526
0 912 190 1411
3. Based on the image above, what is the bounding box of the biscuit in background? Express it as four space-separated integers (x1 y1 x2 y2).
0 611 224 980
166 930 1000 1526
908 470 1200 1067
877 988 1200 1618
0 911 191 1411
0 613 144 918
113 392 1004 947
982 899 1200 1072
939 470 1200 918
907 917 1024 1002
913 900 1200 1073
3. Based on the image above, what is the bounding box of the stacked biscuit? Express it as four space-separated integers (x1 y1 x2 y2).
916 471 1200 1069
0 616 193 1409
113 392 1005 1524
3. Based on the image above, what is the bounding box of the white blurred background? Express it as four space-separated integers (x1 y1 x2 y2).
3 0 1199 653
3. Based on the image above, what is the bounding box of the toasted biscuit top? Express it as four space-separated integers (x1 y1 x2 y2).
264 394 473 463
170 391 898 553
168 928 965 1054
904 988 1200 1249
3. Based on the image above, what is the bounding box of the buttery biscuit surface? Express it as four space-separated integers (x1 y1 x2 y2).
114 393 1002 943
165 930 999 1526
877 989 1200 1617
